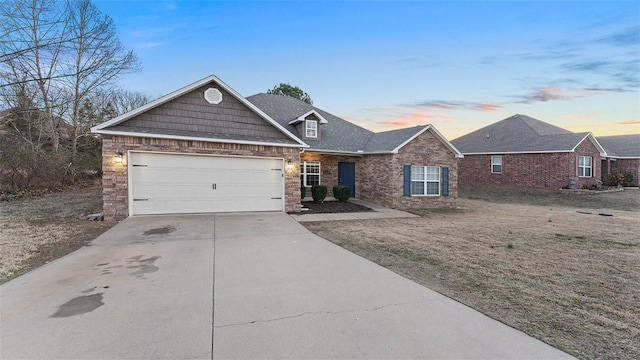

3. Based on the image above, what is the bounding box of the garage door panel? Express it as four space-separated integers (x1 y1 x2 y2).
129 153 284 215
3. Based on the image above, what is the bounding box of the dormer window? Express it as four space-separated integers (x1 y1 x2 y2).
306 120 318 138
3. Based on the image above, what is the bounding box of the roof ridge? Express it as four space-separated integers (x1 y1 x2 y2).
510 114 569 136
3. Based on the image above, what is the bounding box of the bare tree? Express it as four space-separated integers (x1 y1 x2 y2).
64 0 140 158
0 0 68 150
0 0 141 190
108 89 151 115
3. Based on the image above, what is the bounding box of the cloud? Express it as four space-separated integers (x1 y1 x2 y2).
598 26 640 47
517 87 572 103
380 112 444 127
517 86 627 104
475 103 501 112
615 120 640 126
562 61 611 72
406 100 502 112
353 99 501 131
583 87 627 93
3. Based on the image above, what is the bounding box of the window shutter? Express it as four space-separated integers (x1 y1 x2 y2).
403 165 411 197
442 167 449 196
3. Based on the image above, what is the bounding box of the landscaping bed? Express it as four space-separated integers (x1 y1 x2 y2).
301 200 374 214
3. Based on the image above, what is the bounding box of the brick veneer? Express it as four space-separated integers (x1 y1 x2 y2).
381 129 458 209
299 130 459 209
300 153 361 197
458 138 602 190
609 159 640 186
102 135 301 221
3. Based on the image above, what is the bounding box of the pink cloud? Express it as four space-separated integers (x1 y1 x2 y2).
616 120 640 125
475 103 501 112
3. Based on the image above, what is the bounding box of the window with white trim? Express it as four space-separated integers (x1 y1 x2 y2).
305 120 317 138
410 166 440 196
578 156 592 177
491 155 502 174
301 161 320 186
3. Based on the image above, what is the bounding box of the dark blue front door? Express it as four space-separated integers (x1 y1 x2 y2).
338 162 356 197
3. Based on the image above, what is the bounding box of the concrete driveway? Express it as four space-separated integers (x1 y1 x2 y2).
1 213 573 359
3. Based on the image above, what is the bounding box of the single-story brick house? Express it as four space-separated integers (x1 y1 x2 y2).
92 75 463 220
451 114 606 190
598 134 640 186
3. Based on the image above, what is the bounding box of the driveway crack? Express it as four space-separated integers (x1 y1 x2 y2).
214 299 434 329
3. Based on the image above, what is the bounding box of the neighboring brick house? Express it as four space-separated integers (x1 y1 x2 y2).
451 114 606 190
92 75 463 220
598 134 640 186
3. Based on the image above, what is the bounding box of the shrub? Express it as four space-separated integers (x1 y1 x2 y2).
300 186 306 199
311 185 327 203
607 172 636 187
623 173 634 187
0 134 72 192
332 185 351 202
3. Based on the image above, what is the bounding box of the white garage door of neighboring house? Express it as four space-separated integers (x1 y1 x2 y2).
129 152 284 215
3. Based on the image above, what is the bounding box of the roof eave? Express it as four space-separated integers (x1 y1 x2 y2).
605 156 640 160
290 110 329 125
391 125 464 158
303 149 366 156
93 129 309 148
462 150 577 155
573 132 607 157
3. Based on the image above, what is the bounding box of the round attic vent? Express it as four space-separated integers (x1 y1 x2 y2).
204 88 223 104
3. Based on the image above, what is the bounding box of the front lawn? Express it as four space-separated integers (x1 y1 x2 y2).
303 190 640 360
0 187 115 283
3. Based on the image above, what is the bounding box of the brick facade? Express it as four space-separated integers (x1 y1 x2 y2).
384 129 458 209
458 138 602 190
300 153 361 198
604 158 640 186
301 129 459 209
102 135 301 221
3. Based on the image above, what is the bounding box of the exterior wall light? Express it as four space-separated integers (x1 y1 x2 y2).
286 160 294 170
115 152 123 164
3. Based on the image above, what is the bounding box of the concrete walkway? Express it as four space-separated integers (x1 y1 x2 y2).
290 199 420 222
1 213 574 359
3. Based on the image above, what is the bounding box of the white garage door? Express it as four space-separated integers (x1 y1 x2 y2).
129 152 284 215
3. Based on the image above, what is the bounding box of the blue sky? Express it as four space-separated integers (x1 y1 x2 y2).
95 0 640 139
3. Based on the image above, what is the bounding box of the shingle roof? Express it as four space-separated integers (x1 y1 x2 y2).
247 93 439 154
363 126 429 152
451 114 594 154
598 134 640 158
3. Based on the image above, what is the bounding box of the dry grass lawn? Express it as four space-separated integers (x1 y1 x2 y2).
0 187 114 283
304 189 640 360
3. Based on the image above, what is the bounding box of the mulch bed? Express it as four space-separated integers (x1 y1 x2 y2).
301 200 374 214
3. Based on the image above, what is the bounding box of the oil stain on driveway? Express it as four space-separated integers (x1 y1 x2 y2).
0 215 215 360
